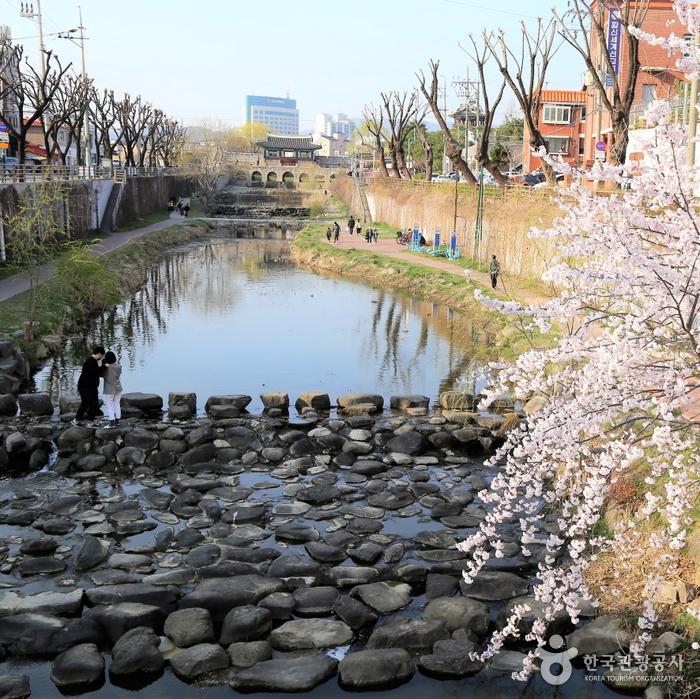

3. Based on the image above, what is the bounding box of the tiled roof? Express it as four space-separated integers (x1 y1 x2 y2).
540 89 587 104
257 134 321 150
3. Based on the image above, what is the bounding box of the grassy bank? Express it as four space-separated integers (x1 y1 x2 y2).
0 220 215 364
291 222 555 360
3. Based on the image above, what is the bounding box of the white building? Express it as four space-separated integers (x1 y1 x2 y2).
313 112 356 157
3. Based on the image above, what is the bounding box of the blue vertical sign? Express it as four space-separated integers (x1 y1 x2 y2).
605 10 622 87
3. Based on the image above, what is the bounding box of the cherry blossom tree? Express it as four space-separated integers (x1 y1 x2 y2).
463 1 700 678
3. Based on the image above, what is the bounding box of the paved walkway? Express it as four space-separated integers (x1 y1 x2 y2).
0 213 191 303
329 233 548 306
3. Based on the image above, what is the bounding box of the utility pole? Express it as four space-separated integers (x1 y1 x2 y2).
58 7 91 168
19 0 46 78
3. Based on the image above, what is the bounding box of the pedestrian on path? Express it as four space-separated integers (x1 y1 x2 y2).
347 216 356 235
176 199 183 216
333 221 340 243
356 224 362 239
73 346 105 426
372 229 379 244
489 254 501 289
365 228 371 244
183 202 190 217
326 226 332 242
101 351 123 428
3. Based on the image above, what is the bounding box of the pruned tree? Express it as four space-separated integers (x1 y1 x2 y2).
416 60 477 184
412 109 434 182
0 42 72 164
154 117 184 167
89 87 119 164
556 0 649 166
484 19 559 184
114 94 152 166
39 73 91 165
380 90 418 179
361 104 389 178
461 35 508 184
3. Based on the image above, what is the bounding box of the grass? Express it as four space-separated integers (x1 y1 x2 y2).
114 208 171 232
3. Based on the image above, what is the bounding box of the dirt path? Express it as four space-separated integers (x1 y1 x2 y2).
328 233 549 306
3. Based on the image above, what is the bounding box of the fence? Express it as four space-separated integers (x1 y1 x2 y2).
0 164 195 185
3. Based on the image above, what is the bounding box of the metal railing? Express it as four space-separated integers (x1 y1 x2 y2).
0 163 193 185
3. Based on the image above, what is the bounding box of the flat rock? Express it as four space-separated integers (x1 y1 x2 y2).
164 608 215 648
230 652 337 692
227 640 272 669
0 589 83 618
460 570 529 601
423 596 490 636
0 675 30 699
179 576 284 619
90 603 164 645
339 648 414 689
109 626 164 676
50 643 104 689
220 605 272 644
270 618 353 650
566 615 632 657
367 618 449 652
0 613 101 656
75 535 111 571
418 638 484 678
334 597 379 630
293 586 339 616
350 582 412 614
169 643 229 678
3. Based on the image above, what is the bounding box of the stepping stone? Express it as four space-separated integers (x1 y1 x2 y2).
230 652 337 692
170 643 229 678
339 648 414 690
50 643 104 689
418 639 484 678
270 618 353 650
292 587 339 616
350 582 412 614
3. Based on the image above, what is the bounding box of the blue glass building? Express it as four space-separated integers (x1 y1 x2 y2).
245 95 299 136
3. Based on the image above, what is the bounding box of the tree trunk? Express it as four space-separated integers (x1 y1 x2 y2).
610 114 629 166
387 142 400 178
375 138 389 178
445 139 477 184
396 145 411 179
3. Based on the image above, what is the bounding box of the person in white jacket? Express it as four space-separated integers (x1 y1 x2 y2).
101 351 123 428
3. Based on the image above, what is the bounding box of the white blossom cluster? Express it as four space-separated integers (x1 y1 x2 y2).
460 8 700 676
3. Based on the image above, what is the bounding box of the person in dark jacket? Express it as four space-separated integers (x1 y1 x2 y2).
347 216 356 235
333 221 340 243
72 346 105 426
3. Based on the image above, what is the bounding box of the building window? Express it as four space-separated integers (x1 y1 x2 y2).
543 104 572 124
642 84 657 105
545 137 569 155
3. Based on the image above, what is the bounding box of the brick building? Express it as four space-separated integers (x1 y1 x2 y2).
582 0 688 166
524 0 688 172
522 89 588 173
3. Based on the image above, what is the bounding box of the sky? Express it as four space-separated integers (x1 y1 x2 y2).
1 0 582 129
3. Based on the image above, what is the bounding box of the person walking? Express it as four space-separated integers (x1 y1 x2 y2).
333 221 340 243
72 346 105 426
183 202 190 217
365 228 372 245
489 254 501 289
101 351 123 428
176 199 183 216
356 223 362 240
347 216 356 235
326 226 332 242
372 228 379 245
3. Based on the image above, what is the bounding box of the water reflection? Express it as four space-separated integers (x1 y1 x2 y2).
34 238 495 411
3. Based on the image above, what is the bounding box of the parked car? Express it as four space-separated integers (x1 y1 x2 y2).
433 172 459 182
523 170 564 187
2 157 18 173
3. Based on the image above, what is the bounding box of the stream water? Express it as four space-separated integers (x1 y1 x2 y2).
33 238 493 410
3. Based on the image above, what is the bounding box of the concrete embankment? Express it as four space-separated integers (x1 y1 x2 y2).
332 174 562 279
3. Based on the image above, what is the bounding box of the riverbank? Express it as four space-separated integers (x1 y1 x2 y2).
291 223 555 361
0 220 216 367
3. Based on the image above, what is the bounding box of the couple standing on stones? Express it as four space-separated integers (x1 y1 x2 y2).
71 346 124 429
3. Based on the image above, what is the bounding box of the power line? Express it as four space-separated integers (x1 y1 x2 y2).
440 0 543 20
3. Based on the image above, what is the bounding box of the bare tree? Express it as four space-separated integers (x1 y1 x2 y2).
114 94 152 166
0 42 71 164
89 87 119 164
361 104 390 178
462 35 508 184
556 0 648 166
412 111 434 182
380 91 418 179
484 19 559 184
39 73 91 164
416 60 477 184
190 122 228 209
157 118 184 166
